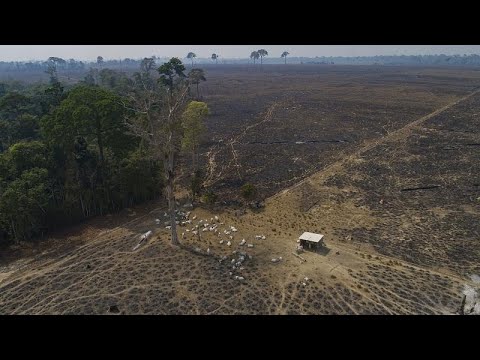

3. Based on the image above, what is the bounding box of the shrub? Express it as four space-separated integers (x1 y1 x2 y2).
190 170 203 200
241 182 257 200
202 190 217 205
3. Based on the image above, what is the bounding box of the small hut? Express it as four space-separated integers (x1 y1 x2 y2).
298 232 325 251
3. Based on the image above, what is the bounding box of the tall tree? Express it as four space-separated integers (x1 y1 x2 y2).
42 85 130 213
42 85 129 166
158 57 187 92
211 53 219 64
97 56 104 67
0 167 49 242
188 68 206 99
186 52 196 67
3 141 48 177
182 101 208 174
45 57 65 84
250 51 259 65
83 68 99 86
257 49 268 65
281 51 290 64
125 58 191 246
140 57 156 73
0 92 39 151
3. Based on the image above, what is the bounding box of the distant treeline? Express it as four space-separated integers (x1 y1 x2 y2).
0 58 149 73
2 54 480 72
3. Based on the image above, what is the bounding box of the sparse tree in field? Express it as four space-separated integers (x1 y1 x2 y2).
281 51 290 64
124 58 190 246
182 101 209 175
211 53 219 64
257 49 268 65
188 68 206 99
186 52 196 67
182 101 209 201
250 51 259 65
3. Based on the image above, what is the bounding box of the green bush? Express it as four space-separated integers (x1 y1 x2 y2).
241 182 257 200
190 170 203 200
202 190 217 205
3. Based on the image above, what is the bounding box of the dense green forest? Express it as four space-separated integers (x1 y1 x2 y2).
0 58 206 245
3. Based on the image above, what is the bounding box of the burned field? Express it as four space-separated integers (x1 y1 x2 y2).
322 91 480 277
1 65 480 314
199 65 480 199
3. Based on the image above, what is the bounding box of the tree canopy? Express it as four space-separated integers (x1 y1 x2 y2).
250 51 260 64
0 57 211 247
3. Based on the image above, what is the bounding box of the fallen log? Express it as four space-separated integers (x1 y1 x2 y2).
292 252 307 262
132 231 152 251
401 185 441 192
133 238 147 251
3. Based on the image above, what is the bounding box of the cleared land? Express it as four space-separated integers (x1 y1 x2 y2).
1 65 480 314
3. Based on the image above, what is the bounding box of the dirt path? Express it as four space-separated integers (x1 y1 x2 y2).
0 206 163 288
270 88 480 200
204 99 287 187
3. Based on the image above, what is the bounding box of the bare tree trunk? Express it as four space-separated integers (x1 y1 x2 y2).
285 56 287 65
96 119 109 209
80 196 85 217
192 149 196 173
196 83 200 99
10 219 17 244
165 148 179 246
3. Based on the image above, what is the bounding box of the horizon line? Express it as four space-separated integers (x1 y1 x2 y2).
1 53 480 62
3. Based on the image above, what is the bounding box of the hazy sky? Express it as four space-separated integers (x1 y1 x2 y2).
1 45 480 61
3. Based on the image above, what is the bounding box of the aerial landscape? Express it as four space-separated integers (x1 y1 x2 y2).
0 45 479 315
